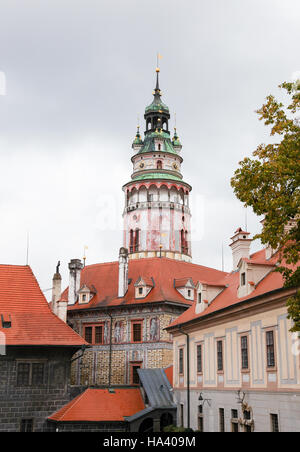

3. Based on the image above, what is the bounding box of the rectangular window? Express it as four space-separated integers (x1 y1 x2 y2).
95 326 103 344
20 419 33 432
241 336 249 369
131 365 141 385
84 326 93 343
217 340 223 371
231 409 239 432
179 348 184 374
31 363 44 385
138 287 143 295
187 289 191 297
132 322 142 342
241 272 246 286
17 363 30 386
197 344 202 373
219 408 225 432
270 413 279 432
266 331 275 367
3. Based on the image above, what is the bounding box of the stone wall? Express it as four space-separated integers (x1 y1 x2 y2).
0 346 78 432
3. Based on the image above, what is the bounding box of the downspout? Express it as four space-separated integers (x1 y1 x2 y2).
179 326 190 429
107 311 113 388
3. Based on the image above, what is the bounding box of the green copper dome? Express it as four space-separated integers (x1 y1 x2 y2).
132 172 182 181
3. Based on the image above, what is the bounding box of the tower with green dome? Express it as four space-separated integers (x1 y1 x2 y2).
122 67 192 262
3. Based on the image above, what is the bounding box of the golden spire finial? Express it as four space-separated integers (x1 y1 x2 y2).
156 53 162 72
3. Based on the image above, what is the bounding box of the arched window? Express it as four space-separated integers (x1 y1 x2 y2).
129 230 134 253
157 160 162 170
134 229 140 252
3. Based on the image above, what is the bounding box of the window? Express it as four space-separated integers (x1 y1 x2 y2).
241 272 246 286
270 413 279 432
84 324 104 345
84 326 93 343
129 229 134 253
241 336 249 369
20 419 33 432
231 409 239 432
82 294 86 302
17 363 30 386
197 344 202 373
187 289 191 297
217 341 223 371
198 292 202 303
132 321 142 342
95 325 104 344
17 362 44 387
219 408 225 432
138 287 143 295
32 363 44 385
131 364 141 384
134 229 140 252
266 331 275 367
179 348 184 374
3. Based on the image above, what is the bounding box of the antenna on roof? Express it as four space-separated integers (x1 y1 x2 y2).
26 231 29 265
221 241 224 272
83 245 88 267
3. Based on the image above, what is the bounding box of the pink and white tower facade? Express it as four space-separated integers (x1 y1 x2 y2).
122 68 192 262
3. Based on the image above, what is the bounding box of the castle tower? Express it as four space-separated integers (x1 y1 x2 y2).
122 68 192 261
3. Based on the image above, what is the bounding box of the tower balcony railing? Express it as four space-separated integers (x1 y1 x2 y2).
124 201 190 214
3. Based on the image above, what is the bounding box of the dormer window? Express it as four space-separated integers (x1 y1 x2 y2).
241 272 246 286
82 294 86 302
188 289 191 297
139 287 143 295
134 277 154 299
198 292 202 303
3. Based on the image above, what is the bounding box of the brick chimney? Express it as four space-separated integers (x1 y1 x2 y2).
68 259 83 305
51 261 62 316
118 247 128 297
229 227 251 270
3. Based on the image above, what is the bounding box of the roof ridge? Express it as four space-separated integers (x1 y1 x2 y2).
57 389 89 421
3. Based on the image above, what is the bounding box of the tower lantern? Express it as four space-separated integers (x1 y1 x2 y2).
122 68 192 262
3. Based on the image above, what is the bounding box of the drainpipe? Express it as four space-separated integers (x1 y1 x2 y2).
179 326 190 429
107 311 113 388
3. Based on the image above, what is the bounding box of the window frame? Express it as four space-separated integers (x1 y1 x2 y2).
16 360 46 387
131 319 143 343
196 344 203 374
179 348 184 375
241 335 249 370
217 340 224 372
266 330 276 368
84 323 105 345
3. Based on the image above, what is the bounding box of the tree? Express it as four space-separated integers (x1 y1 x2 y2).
231 79 300 331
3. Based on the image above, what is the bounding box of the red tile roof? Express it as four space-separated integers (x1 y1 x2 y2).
164 365 173 387
48 388 145 422
64 258 227 311
0 265 87 346
168 248 297 329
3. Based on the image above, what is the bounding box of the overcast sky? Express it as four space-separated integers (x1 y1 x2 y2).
0 0 299 298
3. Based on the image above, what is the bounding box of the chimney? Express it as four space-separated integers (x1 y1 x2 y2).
68 259 83 305
229 227 251 270
118 247 128 297
56 299 68 323
51 261 62 316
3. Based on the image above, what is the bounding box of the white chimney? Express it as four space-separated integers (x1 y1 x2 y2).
57 300 68 323
68 259 83 305
229 228 251 270
51 261 62 316
118 247 128 297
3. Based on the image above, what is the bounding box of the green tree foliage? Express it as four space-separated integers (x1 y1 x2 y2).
231 80 300 331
